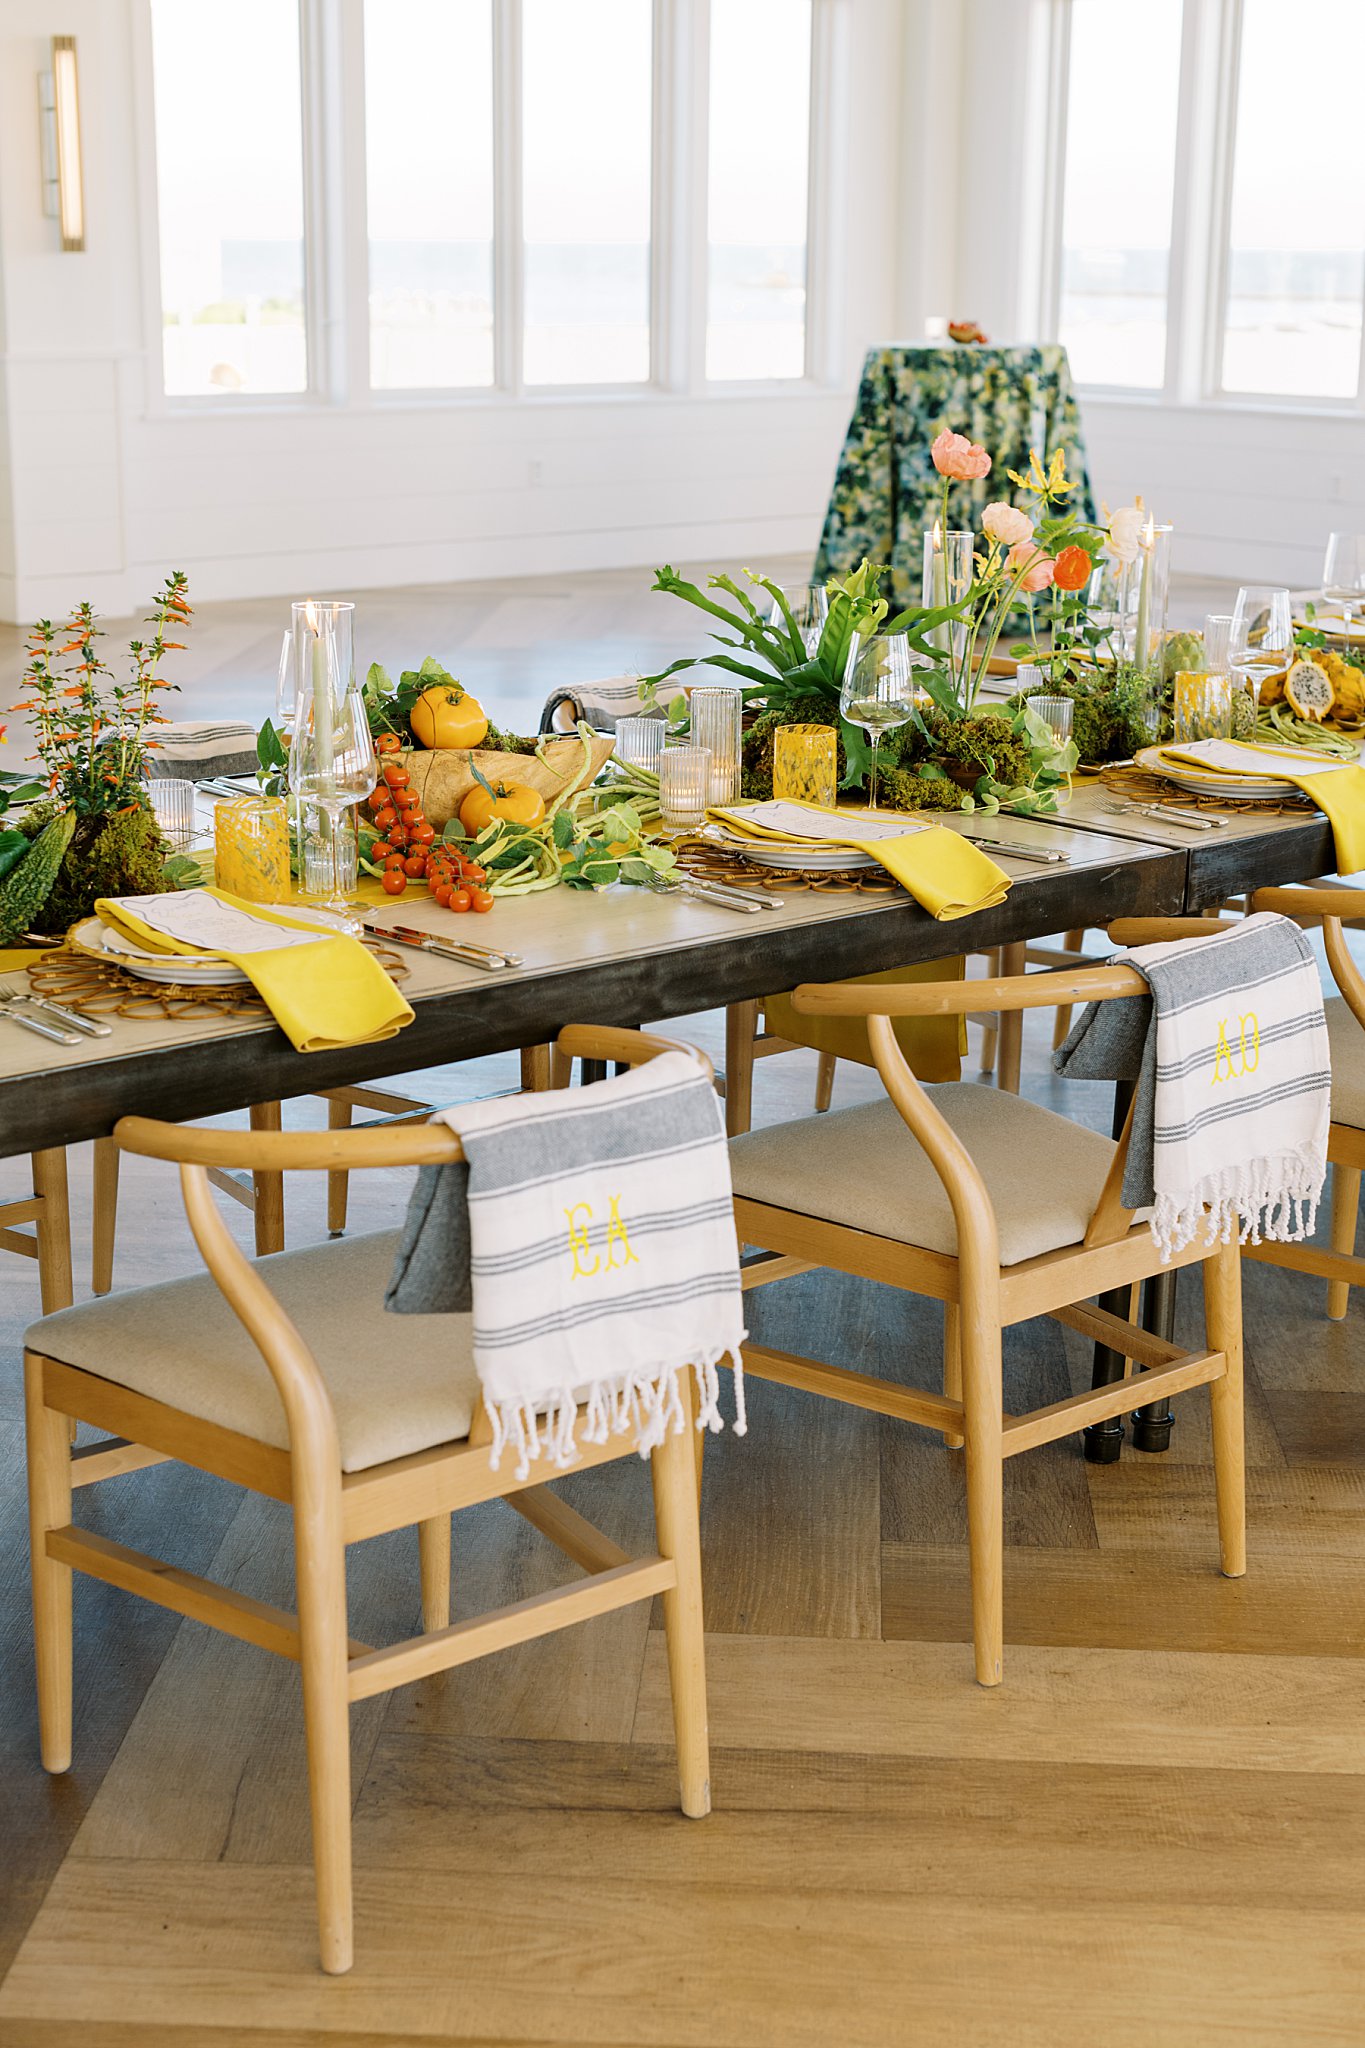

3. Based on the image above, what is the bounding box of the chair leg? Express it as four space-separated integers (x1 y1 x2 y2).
1051 928 1087 1049
942 1302 964 1450
30 1149 73 1315
326 1098 353 1238
417 1515 452 1632
995 944 1025 1094
249 1102 285 1255
24 1354 73 1773
814 1052 837 1113
977 951 1000 1075
1203 1238 1247 1580
90 1138 119 1296
650 1382 711 1818
1327 1163 1361 1321
724 1001 758 1136
960 1304 1004 1686
293 1494 354 1975
520 1042 552 1091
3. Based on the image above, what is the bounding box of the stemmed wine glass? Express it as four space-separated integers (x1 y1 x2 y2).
840 633 918 811
768 584 829 656
289 617 377 935
1229 585 1294 692
1321 533 1365 637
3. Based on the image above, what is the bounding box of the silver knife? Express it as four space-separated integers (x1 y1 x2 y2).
0 1004 82 1046
685 876 782 909
364 921 514 971
677 882 766 913
964 837 1070 865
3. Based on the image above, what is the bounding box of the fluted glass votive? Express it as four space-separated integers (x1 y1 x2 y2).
773 724 837 808
615 715 667 773
1030 695 1074 745
148 777 196 850
659 746 712 831
688 686 742 803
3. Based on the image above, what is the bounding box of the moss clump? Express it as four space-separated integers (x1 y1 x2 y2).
877 765 970 812
908 706 1033 787
1010 675 1151 764
24 800 170 933
482 724 541 756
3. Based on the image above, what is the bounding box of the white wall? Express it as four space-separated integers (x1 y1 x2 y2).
0 0 910 624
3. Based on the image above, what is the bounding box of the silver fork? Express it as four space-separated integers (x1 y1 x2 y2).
0 981 112 1037
1098 800 1230 830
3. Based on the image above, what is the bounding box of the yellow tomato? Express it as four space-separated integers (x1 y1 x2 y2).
409 683 488 751
458 780 547 835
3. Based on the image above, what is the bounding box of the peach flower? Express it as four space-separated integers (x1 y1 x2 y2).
981 501 1033 548
1006 540 1055 595
930 429 992 482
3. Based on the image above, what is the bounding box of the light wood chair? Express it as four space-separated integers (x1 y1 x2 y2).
2 1149 74 1313
23 1025 710 1976
1237 884 1365 1318
724 957 1247 1686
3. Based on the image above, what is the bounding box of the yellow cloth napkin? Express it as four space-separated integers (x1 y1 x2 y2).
1159 741 1365 876
95 888 414 1054
764 960 967 1081
708 802 1011 921
0 947 48 973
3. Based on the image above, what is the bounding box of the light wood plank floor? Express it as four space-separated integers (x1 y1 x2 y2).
2 566 1363 2046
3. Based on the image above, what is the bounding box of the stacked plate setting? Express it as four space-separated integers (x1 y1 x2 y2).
71 918 250 987
1133 746 1316 803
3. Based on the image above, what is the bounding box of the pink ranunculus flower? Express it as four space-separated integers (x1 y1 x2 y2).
930 428 992 482
1006 540 1055 595
981 501 1033 547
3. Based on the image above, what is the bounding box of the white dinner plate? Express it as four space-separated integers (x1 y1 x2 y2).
70 918 251 987
700 825 881 873
1133 745 1307 801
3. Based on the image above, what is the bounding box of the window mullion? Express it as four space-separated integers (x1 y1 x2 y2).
298 0 336 402
493 0 524 396
1034 0 1072 350
804 0 843 386
332 0 371 405
1202 0 1243 398
687 0 710 395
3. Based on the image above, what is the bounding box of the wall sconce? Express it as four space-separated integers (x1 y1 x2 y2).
38 35 85 252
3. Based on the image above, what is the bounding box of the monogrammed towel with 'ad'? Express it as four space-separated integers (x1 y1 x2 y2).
1054 912 1330 1259
386 1051 746 1476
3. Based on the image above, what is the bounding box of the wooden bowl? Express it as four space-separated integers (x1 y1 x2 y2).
402 734 616 829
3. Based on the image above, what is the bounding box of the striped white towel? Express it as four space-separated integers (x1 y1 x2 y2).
539 676 657 733
145 720 259 777
1058 913 1330 1258
419 1052 746 1476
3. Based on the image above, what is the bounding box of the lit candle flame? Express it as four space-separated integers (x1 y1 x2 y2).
304 599 320 634
1142 516 1156 549
931 520 942 551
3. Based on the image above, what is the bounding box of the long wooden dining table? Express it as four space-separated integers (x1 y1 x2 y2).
0 786 1341 1458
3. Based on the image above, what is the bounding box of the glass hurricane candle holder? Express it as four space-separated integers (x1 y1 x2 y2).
214 794 291 904
773 724 837 808
922 526 974 677
688 687 742 803
659 745 712 831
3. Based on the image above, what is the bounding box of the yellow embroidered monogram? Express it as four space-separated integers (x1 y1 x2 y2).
1211 1012 1260 1086
564 1195 640 1279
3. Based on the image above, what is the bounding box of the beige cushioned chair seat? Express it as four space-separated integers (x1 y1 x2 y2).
25 1230 478 1475
1325 996 1365 1132
729 1084 1118 1267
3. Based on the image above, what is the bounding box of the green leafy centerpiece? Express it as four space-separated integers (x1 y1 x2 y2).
5 573 194 935
642 431 1108 814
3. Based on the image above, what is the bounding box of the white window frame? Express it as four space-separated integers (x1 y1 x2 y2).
133 0 839 414
1042 0 1365 415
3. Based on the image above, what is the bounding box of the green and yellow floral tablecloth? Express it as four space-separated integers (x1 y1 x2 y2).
814 343 1097 612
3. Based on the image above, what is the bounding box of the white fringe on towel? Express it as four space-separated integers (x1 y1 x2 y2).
488 1347 748 1483
1151 1145 1324 1261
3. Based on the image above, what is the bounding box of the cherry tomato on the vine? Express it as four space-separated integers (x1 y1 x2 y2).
381 762 410 789
433 884 454 908
449 888 472 913
372 805 398 833
470 888 494 913
382 870 407 895
402 853 427 878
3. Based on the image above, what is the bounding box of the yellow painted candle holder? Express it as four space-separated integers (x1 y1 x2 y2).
213 795 291 904
773 724 838 808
